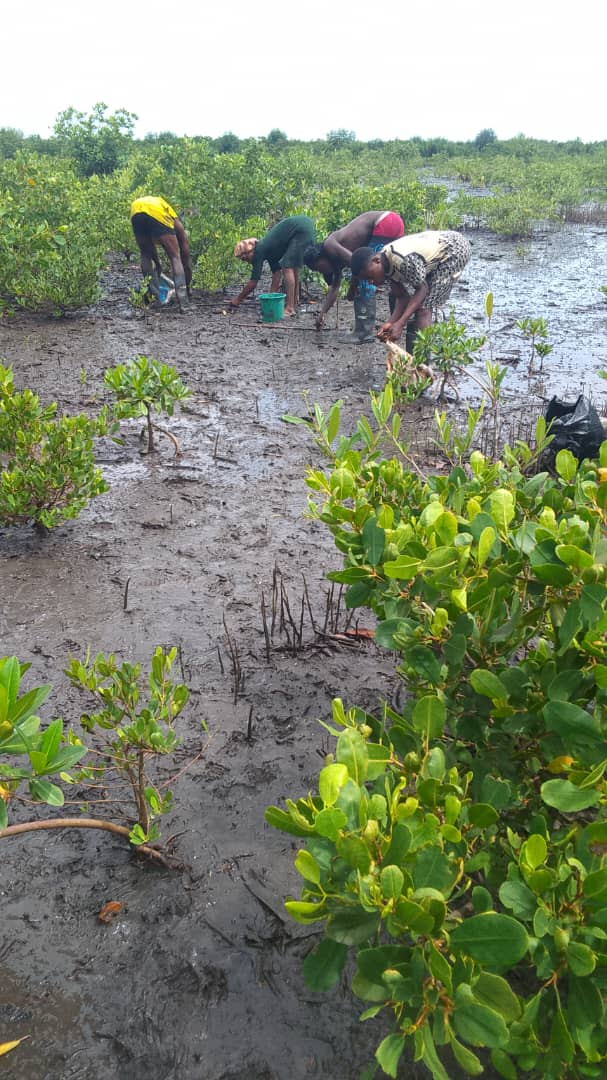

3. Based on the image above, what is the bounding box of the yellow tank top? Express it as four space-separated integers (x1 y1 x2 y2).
130 196 177 228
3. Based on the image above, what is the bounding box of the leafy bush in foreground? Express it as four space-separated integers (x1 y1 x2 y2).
268 389 607 1079
0 363 109 529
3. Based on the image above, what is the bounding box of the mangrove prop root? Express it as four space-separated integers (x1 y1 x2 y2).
0 817 186 869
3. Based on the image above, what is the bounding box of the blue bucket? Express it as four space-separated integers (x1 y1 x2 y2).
259 292 286 322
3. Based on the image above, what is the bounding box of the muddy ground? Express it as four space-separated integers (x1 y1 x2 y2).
1 223 607 1080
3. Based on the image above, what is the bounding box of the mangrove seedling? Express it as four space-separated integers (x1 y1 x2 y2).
104 355 191 455
0 362 110 530
516 316 553 373
1 648 201 863
411 314 486 402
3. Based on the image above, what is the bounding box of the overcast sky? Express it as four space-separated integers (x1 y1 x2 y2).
3 0 604 144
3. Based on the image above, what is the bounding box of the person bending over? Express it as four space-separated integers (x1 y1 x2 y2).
350 230 471 347
231 215 315 316
130 196 192 311
304 210 404 342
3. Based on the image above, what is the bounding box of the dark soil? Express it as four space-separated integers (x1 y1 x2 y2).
1 224 606 1080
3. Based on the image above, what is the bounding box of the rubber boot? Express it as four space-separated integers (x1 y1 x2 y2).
174 272 190 312
340 295 376 344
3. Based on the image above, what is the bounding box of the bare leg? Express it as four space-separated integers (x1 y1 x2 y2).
137 237 161 279
270 271 282 292
158 234 186 289
158 234 188 310
282 268 297 314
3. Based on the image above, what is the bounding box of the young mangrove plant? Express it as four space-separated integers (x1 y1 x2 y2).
0 363 109 530
516 317 553 373
104 355 191 455
1 647 198 862
412 314 486 402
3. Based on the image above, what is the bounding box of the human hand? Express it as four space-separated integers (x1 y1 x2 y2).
377 322 397 342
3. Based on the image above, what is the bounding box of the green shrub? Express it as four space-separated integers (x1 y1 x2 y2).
268 391 607 1079
0 364 109 529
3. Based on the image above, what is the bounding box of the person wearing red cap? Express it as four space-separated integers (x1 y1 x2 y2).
304 211 405 342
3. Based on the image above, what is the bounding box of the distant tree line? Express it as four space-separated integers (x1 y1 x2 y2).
1 104 605 178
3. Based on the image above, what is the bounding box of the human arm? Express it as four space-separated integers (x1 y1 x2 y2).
230 278 258 307
377 282 429 342
315 270 343 328
322 232 354 268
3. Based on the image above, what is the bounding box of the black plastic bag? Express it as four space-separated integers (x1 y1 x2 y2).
544 395 605 461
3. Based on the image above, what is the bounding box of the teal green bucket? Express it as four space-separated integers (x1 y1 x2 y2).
259 292 286 322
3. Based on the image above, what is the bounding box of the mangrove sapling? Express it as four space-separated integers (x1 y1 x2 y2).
516 316 553 373
0 363 110 530
64 646 195 847
411 314 486 402
0 648 200 864
104 355 191 455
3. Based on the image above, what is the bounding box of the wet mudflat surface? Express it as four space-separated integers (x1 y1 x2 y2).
1 223 606 1079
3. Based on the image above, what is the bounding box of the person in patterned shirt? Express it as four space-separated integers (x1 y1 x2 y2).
350 230 471 346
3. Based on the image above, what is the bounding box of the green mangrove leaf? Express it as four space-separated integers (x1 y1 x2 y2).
336 727 368 784
470 669 508 701
375 1033 404 1079
318 762 349 807
450 913 529 969
453 984 509 1048
412 695 446 739
540 779 601 812
327 908 380 946
302 938 347 991
314 807 347 840
362 517 385 566
294 849 321 885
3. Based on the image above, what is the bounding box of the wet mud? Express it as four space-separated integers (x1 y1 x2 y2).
1 223 606 1079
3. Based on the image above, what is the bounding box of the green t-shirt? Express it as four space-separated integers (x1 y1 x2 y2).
250 215 313 280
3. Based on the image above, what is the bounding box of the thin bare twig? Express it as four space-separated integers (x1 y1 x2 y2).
261 591 271 662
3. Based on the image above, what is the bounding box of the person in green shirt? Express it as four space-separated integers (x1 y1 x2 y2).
231 215 315 316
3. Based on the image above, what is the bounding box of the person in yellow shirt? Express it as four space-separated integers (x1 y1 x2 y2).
130 196 192 310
